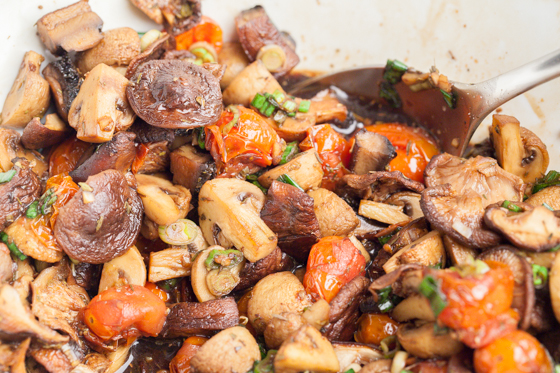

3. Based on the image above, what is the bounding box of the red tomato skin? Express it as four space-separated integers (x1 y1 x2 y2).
175 16 223 53
169 336 208 373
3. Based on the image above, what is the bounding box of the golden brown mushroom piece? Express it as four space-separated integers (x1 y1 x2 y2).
490 114 549 184
218 42 251 89
397 322 463 359
526 186 560 211
350 129 396 175
550 253 560 324
383 231 445 273
42 54 82 122
21 114 69 150
308 188 360 238
0 129 48 178
0 51 50 128
258 150 323 191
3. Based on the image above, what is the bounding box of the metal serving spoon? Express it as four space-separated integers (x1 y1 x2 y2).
289 49 560 156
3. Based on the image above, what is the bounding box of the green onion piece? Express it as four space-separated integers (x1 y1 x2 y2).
543 202 555 211
197 128 206 149
551 244 560 252
25 201 39 219
380 81 402 108
532 264 548 287
277 174 304 191
532 170 560 194
251 93 266 110
273 110 287 125
433 323 449 335
279 141 300 165
418 275 447 317
376 286 402 313
401 371 414 373
159 278 178 292
190 47 215 63
222 105 240 135
254 350 276 373
523 194 529 201
39 188 57 215
272 90 285 104
263 103 276 117
501 200 523 213
344 370 355 373
555 364 560 373
282 100 297 112
298 100 311 113
137 31 146 37
440 89 456 109
287 111 297 117
158 219 198 246
204 249 244 270
246 174 259 181
259 101 272 116
251 180 268 194
0 169 16 184
258 343 267 360
0 232 27 261
383 59 408 84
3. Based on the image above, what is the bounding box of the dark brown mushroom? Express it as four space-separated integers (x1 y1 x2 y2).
234 247 295 291
260 181 321 261
343 171 425 202
42 54 82 122
0 158 41 231
69 132 137 183
170 144 216 195
477 246 534 330
368 264 424 300
160 297 239 338
36 0 103 55
484 202 560 252
126 60 223 129
235 6 299 77
72 262 102 291
125 34 177 80
161 0 201 36
382 218 428 255
163 49 197 61
128 119 176 144
54 169 143 264
349 129 396 175
137 141 170 174
21 114 69 150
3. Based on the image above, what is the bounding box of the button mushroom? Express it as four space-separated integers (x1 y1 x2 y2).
198 178 278 262
383 231 445 273
126 60 222 129
308 188 359 237
218 42 251 89
392 294 435 322
332 342 383 373
68 63 136 143
490 114 549 183
350 129 396 175
527 186 560 211
42 54 82 122
98 246 146 292
0 129 47 178
21 114 69 150
397 322 463 359
54 169 143 264
0 51 50 128
258 150 324 191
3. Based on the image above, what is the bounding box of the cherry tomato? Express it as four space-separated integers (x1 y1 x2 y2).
82 285 167 341
131 143 150 174
48 136 90 176
299 124 351 190
205 106 285 177
473 330 552 373
175 16 223 53
169 336 208 373
364 123 439 183
303 236 366 302
354 313 399 345
144 282 170 302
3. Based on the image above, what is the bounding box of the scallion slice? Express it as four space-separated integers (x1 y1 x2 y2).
502 200 522 213
251 93 266 110
282 100 297 112
543 202 555 211
533 170 560 193
383 59 408 84
298 100 311 113
158 219 198 246
379 81 402 108
263 103 276 117
0 232 27 261
25 201 39 219
277 174 304 191
254 349 276 373
222 105 240 135
197 128 206 149
204 249 244 270
418 275 447 317
532 264 548 287
279 141 300 165
441 88 456 108
0 169 16 184
272 90 285 104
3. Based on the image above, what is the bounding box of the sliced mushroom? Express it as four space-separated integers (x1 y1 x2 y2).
218 42 251 89
302 299 331 331
198 178 278 262
308 188 359 238
125 34 176 80
527 186 560 210
42 54 82 122
274 325 340 373
258 150 323 191
148 248 191 283
4 216 64 263
222 61 285 106
160 297 240 338
392 294 435 322
484 203 560 251
382 218 428 255
397 322 463 359
385 192 423 220
383 231 445 273
442 235 477 266
0 51 50 128
358 200 411 225
490 114 549 183
36 0 103 54
21 114 69 150
77 28 141 74
0 338 30 373
343 171 425 202
68 63 136 143
0 129 47 178
98 246 146 292
136 174 192 226
54 170 143 264
235 6 299 77
234 247 295 292
126 60 222 129
549 253 560 324
0 244 13 284
332 342 383 373
350 129 396 174
170 144 216 195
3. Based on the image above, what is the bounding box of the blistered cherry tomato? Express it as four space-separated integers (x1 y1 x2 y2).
473 330 552 373
303 236 366 302
48 136 90 176
175 16 223 53
354 313 399 345
82 285 166 341
169 336 208 373
299 124 351 190
144 282 170 302
365 123 439 183
131 143 150 174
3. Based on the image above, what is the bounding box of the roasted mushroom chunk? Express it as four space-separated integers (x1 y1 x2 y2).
397 322 463 359
550 253 560 324
234 247 295 291
383 231 445 273
129 119 176 144
343 171 425 202
42 54 82 122
54 169 143 264
98 245 146 292
358 200 411 225
332 343 383 373
258 150 323 191
0 244 13 284
136 141 170 174
21 114 68 150
0 129 48 178
235 6 299 77
308 188 359 238
170 144 216 195
4 216 64 263
442 235 477 266
222 61 285 106
68 63 136 143
0 51 50 128
382 218 428 255
421 153 525 248
350 129 396 174
527 186 560 211
490 114 549 183
125 34 177 79
484 202 560 251
218 42 251 89
36 0 103 54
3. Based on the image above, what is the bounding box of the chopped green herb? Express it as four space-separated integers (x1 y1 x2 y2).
279 141 300 165
277 174 304 191
501 200 522 213
204 249 244 270
379 81 402 108
533 170 560 194
298 100 311 113
254 349 276 373
543 203 555 211
418 275 447 317
40 188 57 215
532 264 548 287
251 180 268 194
222 105 240 135
258 343 267 360
25 201 39 219
197 128 206 149
282 100 297 112
550 244 560 252
287 111 297 117
379 335 400 358
377 286 402 313
251 93 266 110
440 88 456 109
259 101 272 116
159 278 178 292
246 174 259 181
378 227 402 246
0 169 16 184
383 59 408 84
263 103 275 117
272 110 287 125
0 232 27 261
344 369 356 373
555 364 560 373
272 90 285 104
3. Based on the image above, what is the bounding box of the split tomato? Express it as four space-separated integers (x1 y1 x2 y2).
48 136 90 176
175 16 223 53
354 313 399 345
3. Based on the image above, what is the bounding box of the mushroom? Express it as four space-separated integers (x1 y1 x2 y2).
135 174 192 226
484 202 560 251
0 51 50 128
360 360 393 373
222 61 285 106
235 6 299 77
397 322 464 359
392 294 435 322
421 153 525 248
274 325 340 373
218 42 251 89
126 60 222 129
383 231 445 273
381 218 428 255
385 192 424 220
0 338 30 373
477 246 534 330
170 144 216 195
21 114 69 150
76 28 141 74
125 34 177 80
4 216 64 263
129 119 176 144
135 140 170 174
160 297 240 338
0 244 13 284
343 171 425 202
36 0 103 55
549 252 560 324
308 188 360 237
198 178 278 262
442 235 477 266
98 246 146 292
42 54 82 122
258 150 324 191
358 200 411 225
350 129 396 174
54 169 143 264
247 271 313 334
332 342 383 372
0 129 47 178
148 248 192 283
490 114 549 183
264 312 305 349
234 247 295 292
302 299 331 331
527 186 560 211
68 63 136 143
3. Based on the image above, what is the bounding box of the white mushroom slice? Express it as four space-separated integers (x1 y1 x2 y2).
258 150 324 191
397 322 463 359
550 252 560 324
0 128 48 177
68 63 135 143
392 294 435 322
148 248 192 283
218 42 251 90
105 342 134 373
526 186 560 211
385 192 424 220
198 178 277 262
308 188 359 237
274 325 340 373
99 246 146 292
1 51 50 128
332 342 383 372
302 299 331 330
383 231 445 273
442 235 477 266
222 60 284 106
358 200 411 225
349 236 371 263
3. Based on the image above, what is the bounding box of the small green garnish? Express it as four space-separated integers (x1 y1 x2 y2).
543 202 554 211
533 170 560 194
197 128 206 149
251 93 266 110
297 100 311 113
0 169 16 184
277 174 304 192
418 275 447 317
501 200 522 213
25 201 39 219
221 105 240 135
204 249 244 270
379 81 402 108
272 90 285 104
254 349 276 373
0 232 27 261
532 264 548 287
282 100 297 112
279 142 300 165
383 59 408 84
440 88 456 108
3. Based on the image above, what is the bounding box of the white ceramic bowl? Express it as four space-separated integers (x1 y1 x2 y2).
1 0 559 166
